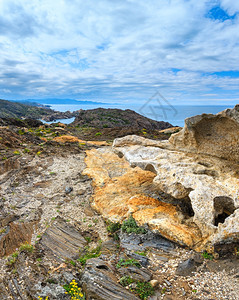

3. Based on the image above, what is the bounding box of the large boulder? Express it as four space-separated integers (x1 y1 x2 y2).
169 105 239 162
112 136 239 251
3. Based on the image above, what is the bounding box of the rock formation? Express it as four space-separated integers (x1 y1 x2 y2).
84 105 239 252
169 104 239 161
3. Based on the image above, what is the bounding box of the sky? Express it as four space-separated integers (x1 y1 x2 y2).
0 0 239 106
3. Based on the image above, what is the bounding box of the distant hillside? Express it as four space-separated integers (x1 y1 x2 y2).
0 99 77 121
11 98 107 105
0 99 53 119
72 108 173 130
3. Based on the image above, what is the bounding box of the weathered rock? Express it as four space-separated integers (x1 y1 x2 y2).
176 258 202 276
119 231 175 253
40 217 87 260
169 105 239 162
129 252 149 267
83 147 202 249
0 221 37 257
112 134 239 251
81 258 138 300
53 135 108 146
118 266 152 282
0 157 20 175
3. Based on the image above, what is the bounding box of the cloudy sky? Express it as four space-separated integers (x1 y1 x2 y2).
0 0 239 105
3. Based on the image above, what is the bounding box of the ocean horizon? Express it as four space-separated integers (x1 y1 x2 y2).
47 103 235 127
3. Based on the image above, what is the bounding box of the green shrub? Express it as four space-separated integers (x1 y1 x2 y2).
24 148 30 153
134 282 154 299
119 276 154 299
18 129 25 135
106 221 121 234
78 245 101 266
84 236 91 243
122 215 146 234
202 251 213 260
116 258 141 269
135 251 147 256
119 275 134 286
19 242 34 253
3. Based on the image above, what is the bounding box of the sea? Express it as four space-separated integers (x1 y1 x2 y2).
47 103 235 127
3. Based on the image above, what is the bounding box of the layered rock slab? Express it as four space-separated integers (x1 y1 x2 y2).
113 135 239 251
40 217 87 260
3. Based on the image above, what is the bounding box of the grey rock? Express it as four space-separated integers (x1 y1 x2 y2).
65 186 73 194
118 266 152 282
40 217 87 260
120 231 175 252
176 258 202 276
81 258 138 300
128 252 149 267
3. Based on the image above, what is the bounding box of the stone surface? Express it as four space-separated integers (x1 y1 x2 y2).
118 265 152 282
0 221 36 257
81 258 138 300
119 231 175 253
176 258 202 276
112 134 239 251
40 217 87 260
169 105 239 162
83 147 202 249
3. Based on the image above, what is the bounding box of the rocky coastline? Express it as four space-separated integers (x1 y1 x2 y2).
0 106 238 299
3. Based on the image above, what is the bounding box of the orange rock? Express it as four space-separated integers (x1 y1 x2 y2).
83 148 202 249
57 122 67 128
53 135 108 146
53 135 79 143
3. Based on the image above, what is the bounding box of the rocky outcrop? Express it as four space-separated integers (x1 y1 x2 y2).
83 147 203 249
72 108 172 130
110 106 239 251
42 110 78 122
112 134 239 251
82 106 239 251
169 105 239 161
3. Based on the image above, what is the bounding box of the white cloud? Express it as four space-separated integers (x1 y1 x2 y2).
0 0 238 104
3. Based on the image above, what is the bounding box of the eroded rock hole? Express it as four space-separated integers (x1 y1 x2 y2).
214 196 235 226
179 196 195 218
156 191 195 218
96 265 109 270
145 164 157 174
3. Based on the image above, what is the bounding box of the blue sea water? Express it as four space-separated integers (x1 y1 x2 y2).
48 103 235 127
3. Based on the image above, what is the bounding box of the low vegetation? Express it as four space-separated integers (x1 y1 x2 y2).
119 276 154 299
202 251 213 260
63 279 85 299
19 242 34 253
78 245 101 266
122 215 147 234
116 258 141 268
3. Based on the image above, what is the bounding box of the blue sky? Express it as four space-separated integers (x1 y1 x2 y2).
0 0 239 105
